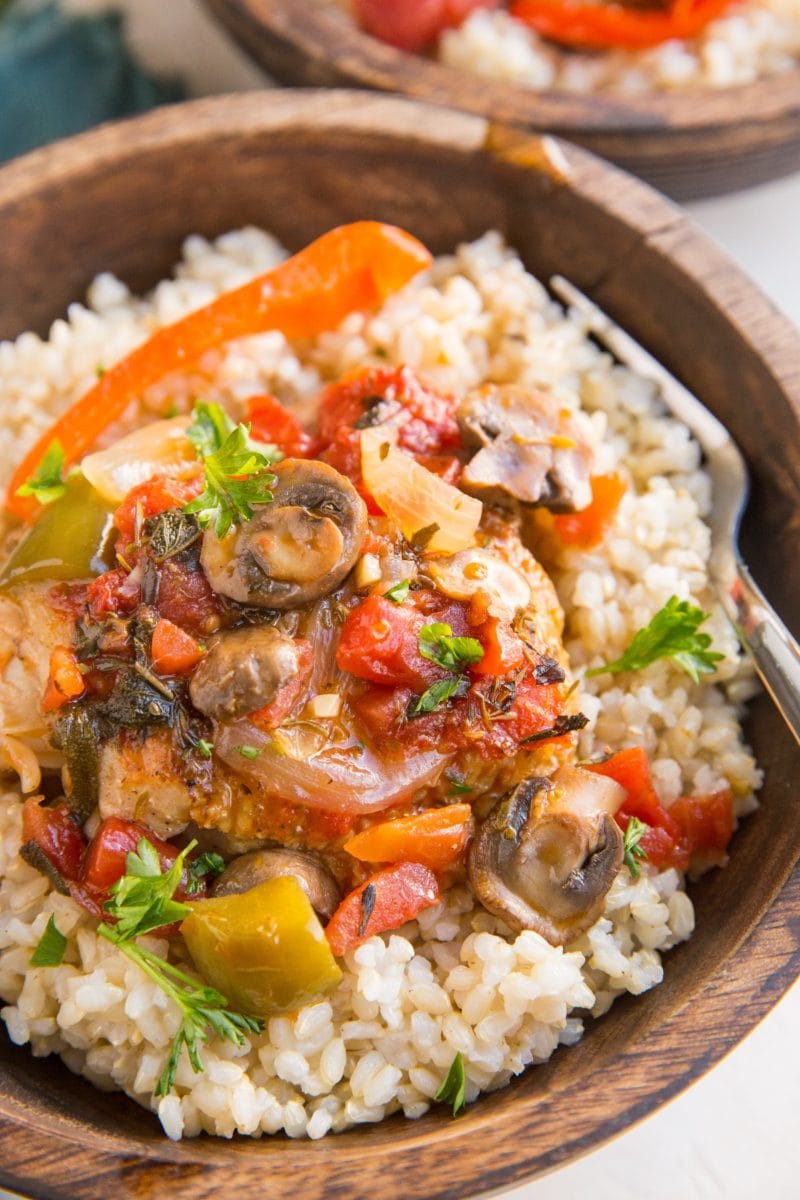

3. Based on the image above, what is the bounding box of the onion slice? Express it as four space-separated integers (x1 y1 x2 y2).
80 416 195 503
216 720 451 814
360 427 481 554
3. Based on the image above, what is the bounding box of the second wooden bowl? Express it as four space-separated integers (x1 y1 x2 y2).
0 90 798 1200
202 0 800 200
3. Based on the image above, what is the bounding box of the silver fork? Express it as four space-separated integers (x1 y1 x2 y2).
551 275 800 746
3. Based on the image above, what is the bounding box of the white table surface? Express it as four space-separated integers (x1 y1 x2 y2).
3 4 798 1198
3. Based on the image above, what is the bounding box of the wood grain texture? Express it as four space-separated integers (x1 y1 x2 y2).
0 90 797 1199
200 0 800 200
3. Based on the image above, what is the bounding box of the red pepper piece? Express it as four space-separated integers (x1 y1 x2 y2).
325 862 440 956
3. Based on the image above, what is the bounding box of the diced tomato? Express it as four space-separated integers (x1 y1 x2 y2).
344 805 472 871
249 640 314 729
325 861 440 957
151 618 204 676
351 685 413 743
586 747 690 870
113 473 203 545
82 817 181 893
472 616 525 677
494 674 565 746
41 646 85 712
670 788 734 864
156 557 222 637
355 0 500 51
245 394 318 458
337 595 447 692
553 473 626 549
87 566 140 617
22 797 86 881
318 365 461 455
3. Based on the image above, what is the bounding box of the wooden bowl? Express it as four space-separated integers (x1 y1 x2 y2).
0 91 798 1199
201 0 800 200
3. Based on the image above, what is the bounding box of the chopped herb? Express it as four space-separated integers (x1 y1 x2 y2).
411 675 469 716
19 841 70 895
435 1051 467 1117
532 655 566 686
145 510 202 563
185 402 281 538
15 439 68 506
185 851 226 896
195 739 214 759
96 364 106 379
418 623 484 673
384 579 411 604
53 706 100 823
98 838 261 1096
519 712 589 745
236 744 261 760
623 817 649 879
585 596 724 684
30 915 67 967
444 771 471 796
357 882 377 938
409 522 440 550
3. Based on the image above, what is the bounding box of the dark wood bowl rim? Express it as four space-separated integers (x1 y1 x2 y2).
0 91 797 1200
212 0 800 132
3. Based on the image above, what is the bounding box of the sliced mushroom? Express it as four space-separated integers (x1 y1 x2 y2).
188 625 309 721
211 847 341 919
201 459 367 609
468 765 625 946
458 384 593 513
426 547 531 621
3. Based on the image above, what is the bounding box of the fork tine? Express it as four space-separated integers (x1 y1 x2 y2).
549 275 800 747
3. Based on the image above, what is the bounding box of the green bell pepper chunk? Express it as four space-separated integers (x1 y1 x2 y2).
0 476 117 588
181 876 343 1017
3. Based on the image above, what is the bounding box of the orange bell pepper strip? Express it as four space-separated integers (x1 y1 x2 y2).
553 472 626 549
7 222 432 522
344 805 473 871
510 0 732 49
42 646 85 712
150 618 205 677
325 862 440 957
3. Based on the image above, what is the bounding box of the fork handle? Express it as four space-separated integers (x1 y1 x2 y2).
732 563 800 746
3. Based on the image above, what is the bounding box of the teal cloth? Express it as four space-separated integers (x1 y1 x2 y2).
0 2 185 162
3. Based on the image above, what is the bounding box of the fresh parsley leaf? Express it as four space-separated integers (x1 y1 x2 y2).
384 579 410 604
185 404 281 538
435 1051 467 1116
15 440 68 506
195 738 214 759
418 623 484 673
413 676 468 715
186 400 236 458
623 817 649 879
585 596 724 684
30 915 67 967
103 837 192 939
97 837 262 1096
236 744 261 760
185 851 225 896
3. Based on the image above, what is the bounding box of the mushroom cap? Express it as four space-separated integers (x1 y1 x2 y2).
458 384 593 514
188 625 308 721
211 847 341 919
201 458 368 609
468 769 624 947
